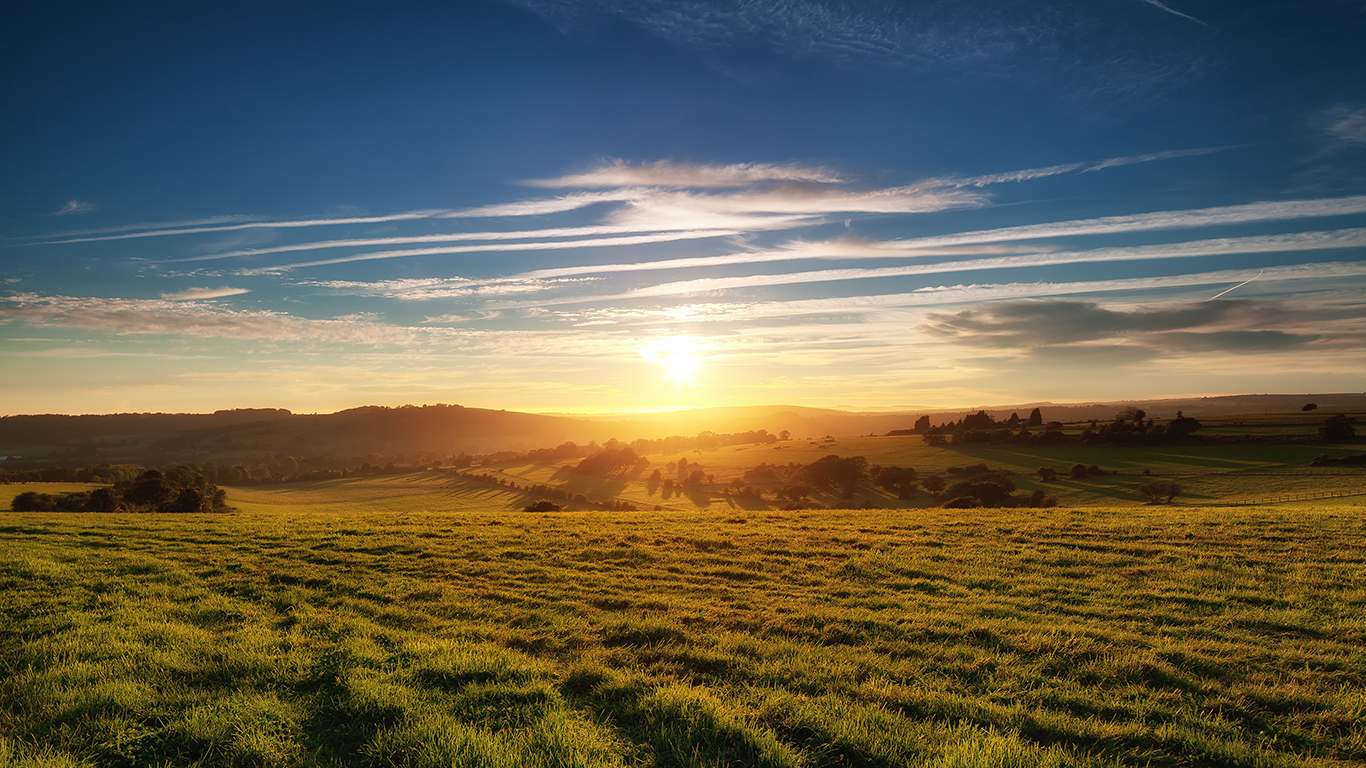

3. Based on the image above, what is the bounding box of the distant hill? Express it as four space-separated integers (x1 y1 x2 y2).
3 394 1362 464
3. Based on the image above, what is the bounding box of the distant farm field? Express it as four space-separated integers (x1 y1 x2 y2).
2 478 1364 767
464 434 1366 510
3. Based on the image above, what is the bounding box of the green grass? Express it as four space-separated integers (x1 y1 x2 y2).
3 479 1365 767
469 434 1365 509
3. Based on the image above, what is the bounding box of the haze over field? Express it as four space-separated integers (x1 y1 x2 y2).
3 2 1365 415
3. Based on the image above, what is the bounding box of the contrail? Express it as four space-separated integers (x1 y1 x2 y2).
1207 270 1263 300
1138 0 1208 26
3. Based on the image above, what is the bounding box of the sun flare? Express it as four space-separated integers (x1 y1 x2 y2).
641 336 702 386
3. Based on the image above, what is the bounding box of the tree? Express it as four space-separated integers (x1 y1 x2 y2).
1137 480 1181 504
11 491 56 511
1036 467 1058 482
913 415 931 433
1319 413 1357 441
942 477 1015 507
1302 403 1318 412
778 430 791 441
921 475 945 495
1167 414 1202 438
962 410 994 430
524 500 564 512
1117 406 1147 422
1027 407 1043 427
1069 463 1089 479
922 432 946 447
871 465 917 499
797 455 868 499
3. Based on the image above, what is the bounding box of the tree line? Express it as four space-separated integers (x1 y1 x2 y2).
10 466 230 514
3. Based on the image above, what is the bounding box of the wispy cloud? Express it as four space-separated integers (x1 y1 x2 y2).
168 223 741 263
34 209 453 245
1 293 414 344
299 277 599 300
248 229 745 272
1134 0 1208 27
526 159 843 188
1324 104 1366 146
159 286 251 301
53 200 96 216
525 228 1366 304
537 262 1366 325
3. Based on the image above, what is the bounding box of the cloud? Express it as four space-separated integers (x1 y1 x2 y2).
33 209 454 245
532 228 1366 304
159 286 251 301
53 200 96 215
525 159 844 188
250 229 745 272
1324 105 1366 146
168 223 736 263
299 277 598 300
875 196 1366 250
920 299 1330 353
525 261 1366 324
0 293 415 344
1134 0 1208 27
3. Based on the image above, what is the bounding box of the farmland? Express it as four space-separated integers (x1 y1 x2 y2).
2 472 1365 767
2 407 1364 767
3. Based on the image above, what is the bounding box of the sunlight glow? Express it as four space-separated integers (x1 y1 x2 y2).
641 336 702 386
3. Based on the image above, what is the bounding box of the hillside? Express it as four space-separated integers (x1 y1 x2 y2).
3 394 1364 466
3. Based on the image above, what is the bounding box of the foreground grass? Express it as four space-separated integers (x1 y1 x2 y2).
2 494 1364 767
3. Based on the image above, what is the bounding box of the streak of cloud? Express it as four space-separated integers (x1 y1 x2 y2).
53 200 96 216
1135 0 1208 27
1207 271 1263 301
34 209 454 245
159 286 251 301
526 159 843 187
248 230 745 273
166 223 731 263
524 228 1366 304
545 262 1366 325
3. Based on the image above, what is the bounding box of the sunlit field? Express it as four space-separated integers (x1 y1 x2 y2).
3 477 1364 767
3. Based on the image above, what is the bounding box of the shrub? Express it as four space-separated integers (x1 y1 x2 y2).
941 496 981 509
524 500 564 512
11 491 56 511
1137 480 1181 504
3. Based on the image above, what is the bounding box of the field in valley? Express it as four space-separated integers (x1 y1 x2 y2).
2 471 1364 767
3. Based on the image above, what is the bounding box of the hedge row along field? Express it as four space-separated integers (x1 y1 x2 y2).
2 484 1363 767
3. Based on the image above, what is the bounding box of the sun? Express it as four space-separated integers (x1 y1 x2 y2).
642 336 702 386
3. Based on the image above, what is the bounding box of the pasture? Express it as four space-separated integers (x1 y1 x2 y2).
471 432 1366 510
2 478 1364 767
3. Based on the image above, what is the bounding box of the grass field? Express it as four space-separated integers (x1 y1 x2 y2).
463 434 1366 511
2 474 1364 767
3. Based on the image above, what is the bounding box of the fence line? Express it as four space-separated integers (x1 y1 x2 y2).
1211 488 1366 507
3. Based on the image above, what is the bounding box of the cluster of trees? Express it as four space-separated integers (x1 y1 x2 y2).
1310 452 1365 467
1 462 150 485
1318 414 1357 441
453 430 786 473
913 408 1203 447
573 446 647 477
460 472 638 512
10 466 229 514
646 458 717 492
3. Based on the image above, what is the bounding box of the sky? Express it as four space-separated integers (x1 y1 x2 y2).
2 0 1365 415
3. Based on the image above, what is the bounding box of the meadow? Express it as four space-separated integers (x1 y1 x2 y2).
2 473 1364 767
473 429 1366 511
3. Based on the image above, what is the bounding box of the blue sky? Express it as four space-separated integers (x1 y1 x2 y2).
2 0 1364 414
